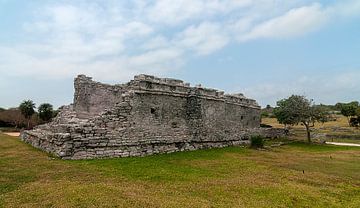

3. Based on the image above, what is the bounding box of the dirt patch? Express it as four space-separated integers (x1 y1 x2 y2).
326 142 360 147
3 132 20 137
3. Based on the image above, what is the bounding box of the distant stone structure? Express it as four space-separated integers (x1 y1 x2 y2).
21 74 281 159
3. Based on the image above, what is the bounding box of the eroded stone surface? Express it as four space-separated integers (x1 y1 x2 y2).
21 74 282 159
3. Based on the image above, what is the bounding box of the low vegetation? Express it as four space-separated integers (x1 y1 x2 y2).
250 135 264 148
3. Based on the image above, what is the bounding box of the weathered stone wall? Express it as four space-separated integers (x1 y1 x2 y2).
73 75 127 118
21 74 273 160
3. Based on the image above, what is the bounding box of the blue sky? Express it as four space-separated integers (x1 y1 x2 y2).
0 0 360 108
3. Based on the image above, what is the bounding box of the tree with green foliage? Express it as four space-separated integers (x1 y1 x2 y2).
339 103 358 126
274 95 329 143
0 107 5 112
349 107 360 127
38 103 54 122
312 105 331 124
357 107 360 117
19 100 36 129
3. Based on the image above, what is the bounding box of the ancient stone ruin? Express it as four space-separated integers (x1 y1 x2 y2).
21 74 281 159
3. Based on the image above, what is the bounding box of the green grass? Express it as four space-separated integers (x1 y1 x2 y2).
1 133 360 207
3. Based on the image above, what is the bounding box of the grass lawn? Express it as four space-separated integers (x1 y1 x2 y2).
1 133 360 208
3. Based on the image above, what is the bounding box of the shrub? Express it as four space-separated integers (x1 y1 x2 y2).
261 111 269 118
250 135 265 148
350 117 360 127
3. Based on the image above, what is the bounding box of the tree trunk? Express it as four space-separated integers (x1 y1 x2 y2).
27 119 30 130
304 123 311 143
347 116 351 127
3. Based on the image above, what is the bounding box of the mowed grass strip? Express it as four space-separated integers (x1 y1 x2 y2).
1 133 360 208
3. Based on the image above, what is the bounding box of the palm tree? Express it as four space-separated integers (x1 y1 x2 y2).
19 100 36 129
38 103 54 122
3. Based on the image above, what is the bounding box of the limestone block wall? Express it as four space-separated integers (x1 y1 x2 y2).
73 75 127 118
20 74 274 160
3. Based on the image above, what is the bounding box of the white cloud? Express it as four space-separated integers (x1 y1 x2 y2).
236 0 360 42
141 35 169 50
329 0 360 18
127 48 184 71
176 22 229 55
238 3 329 41
0 0 359 82
146 0 253 25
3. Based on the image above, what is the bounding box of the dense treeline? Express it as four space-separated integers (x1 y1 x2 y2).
0 100 57 130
